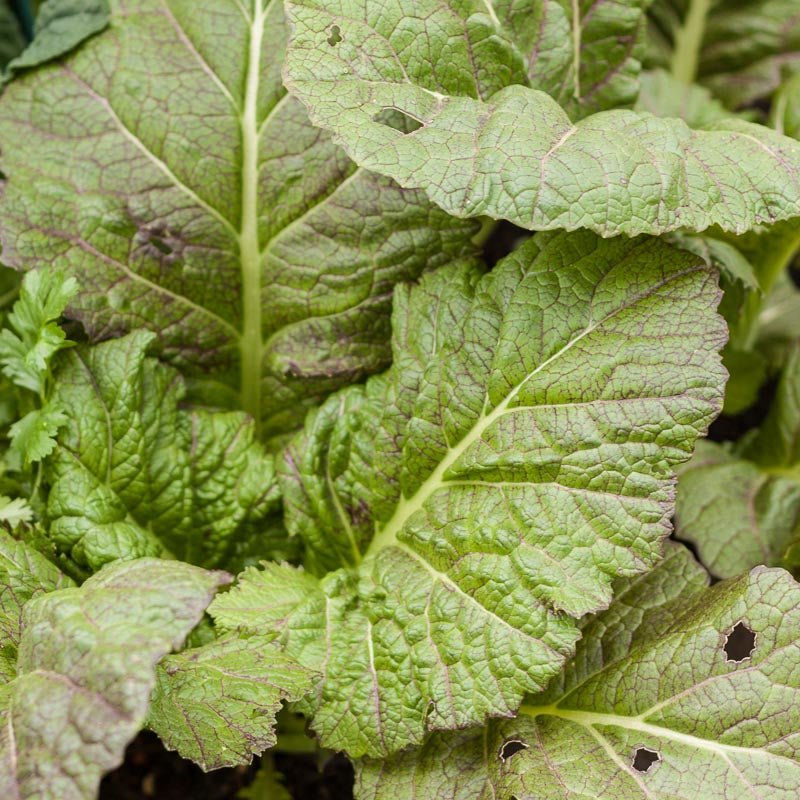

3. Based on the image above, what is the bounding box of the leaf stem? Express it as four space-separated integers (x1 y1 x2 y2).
740 230 800 350
470 217 499 249
571 0 581 100
670 0 712 85
239 0 266 435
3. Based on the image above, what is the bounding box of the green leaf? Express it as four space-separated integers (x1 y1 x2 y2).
676 441 800 578
283 0 800 237
45 331 279 574
0 268 77 396
213 230 726 758
647 0 800 110
356 544 800 799
0 496 32 528
744 343 800 471
148 633 318 770
5 0 109 80
0 0 476 439
0 530 74 679
0 557 228 800
0 4 25 69
720 347 767 416
492 0 649 119
757 272 800 367
8 404 69 468
635 69 732 126
772 73 800 140
677 348 800 577
697 0 800 110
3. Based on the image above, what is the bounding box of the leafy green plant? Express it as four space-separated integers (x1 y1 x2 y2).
0 1 799 799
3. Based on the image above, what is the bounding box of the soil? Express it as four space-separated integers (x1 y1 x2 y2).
99 732 355 800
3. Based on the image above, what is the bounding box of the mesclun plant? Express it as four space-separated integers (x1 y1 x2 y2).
0 2 798 799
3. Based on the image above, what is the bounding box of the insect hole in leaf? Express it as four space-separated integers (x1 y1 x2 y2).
723 621 757 662
498 739 529 762
631 746 660 773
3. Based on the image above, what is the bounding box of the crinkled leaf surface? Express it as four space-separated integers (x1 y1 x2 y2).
676 441 800 579
356 544 800 800
0 531 74 681
677 345 800 577
212 230 727 758
0 0 476 438
148 633 318 770
284 0 800 236
0 558 228 800
5 0 109 80
491 0 649 119
45 331 279 575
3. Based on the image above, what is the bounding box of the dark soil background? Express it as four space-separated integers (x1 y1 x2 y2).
99 732 355 800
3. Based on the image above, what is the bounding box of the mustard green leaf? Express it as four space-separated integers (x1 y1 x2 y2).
148 633 318 770
757 272 800 367
0 0 477 440
283 0 800 236
5 0 109 80
676 440 800 578
492 0 650 119
0 557 228 800
45 332 279 575
773 73 800 139
744 343 800 471
0 3 25 69
677 348 800 577
213 230 727 758
0 529 74 679
356 545 800 799
635 69 732 126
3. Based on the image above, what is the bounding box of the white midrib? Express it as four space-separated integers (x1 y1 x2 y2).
519 704 786 763
239 0 266 430
365 321 599 557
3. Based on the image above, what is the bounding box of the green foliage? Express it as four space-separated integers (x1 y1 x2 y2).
0 269 76 468
283 0 800 236
210 230 726 758
356 544 800 799
44 331 281 575
0 2 799 799
677 346 800 577
148 633 318 769
0 556 228 800
4 0 109 81
0 0 477 440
